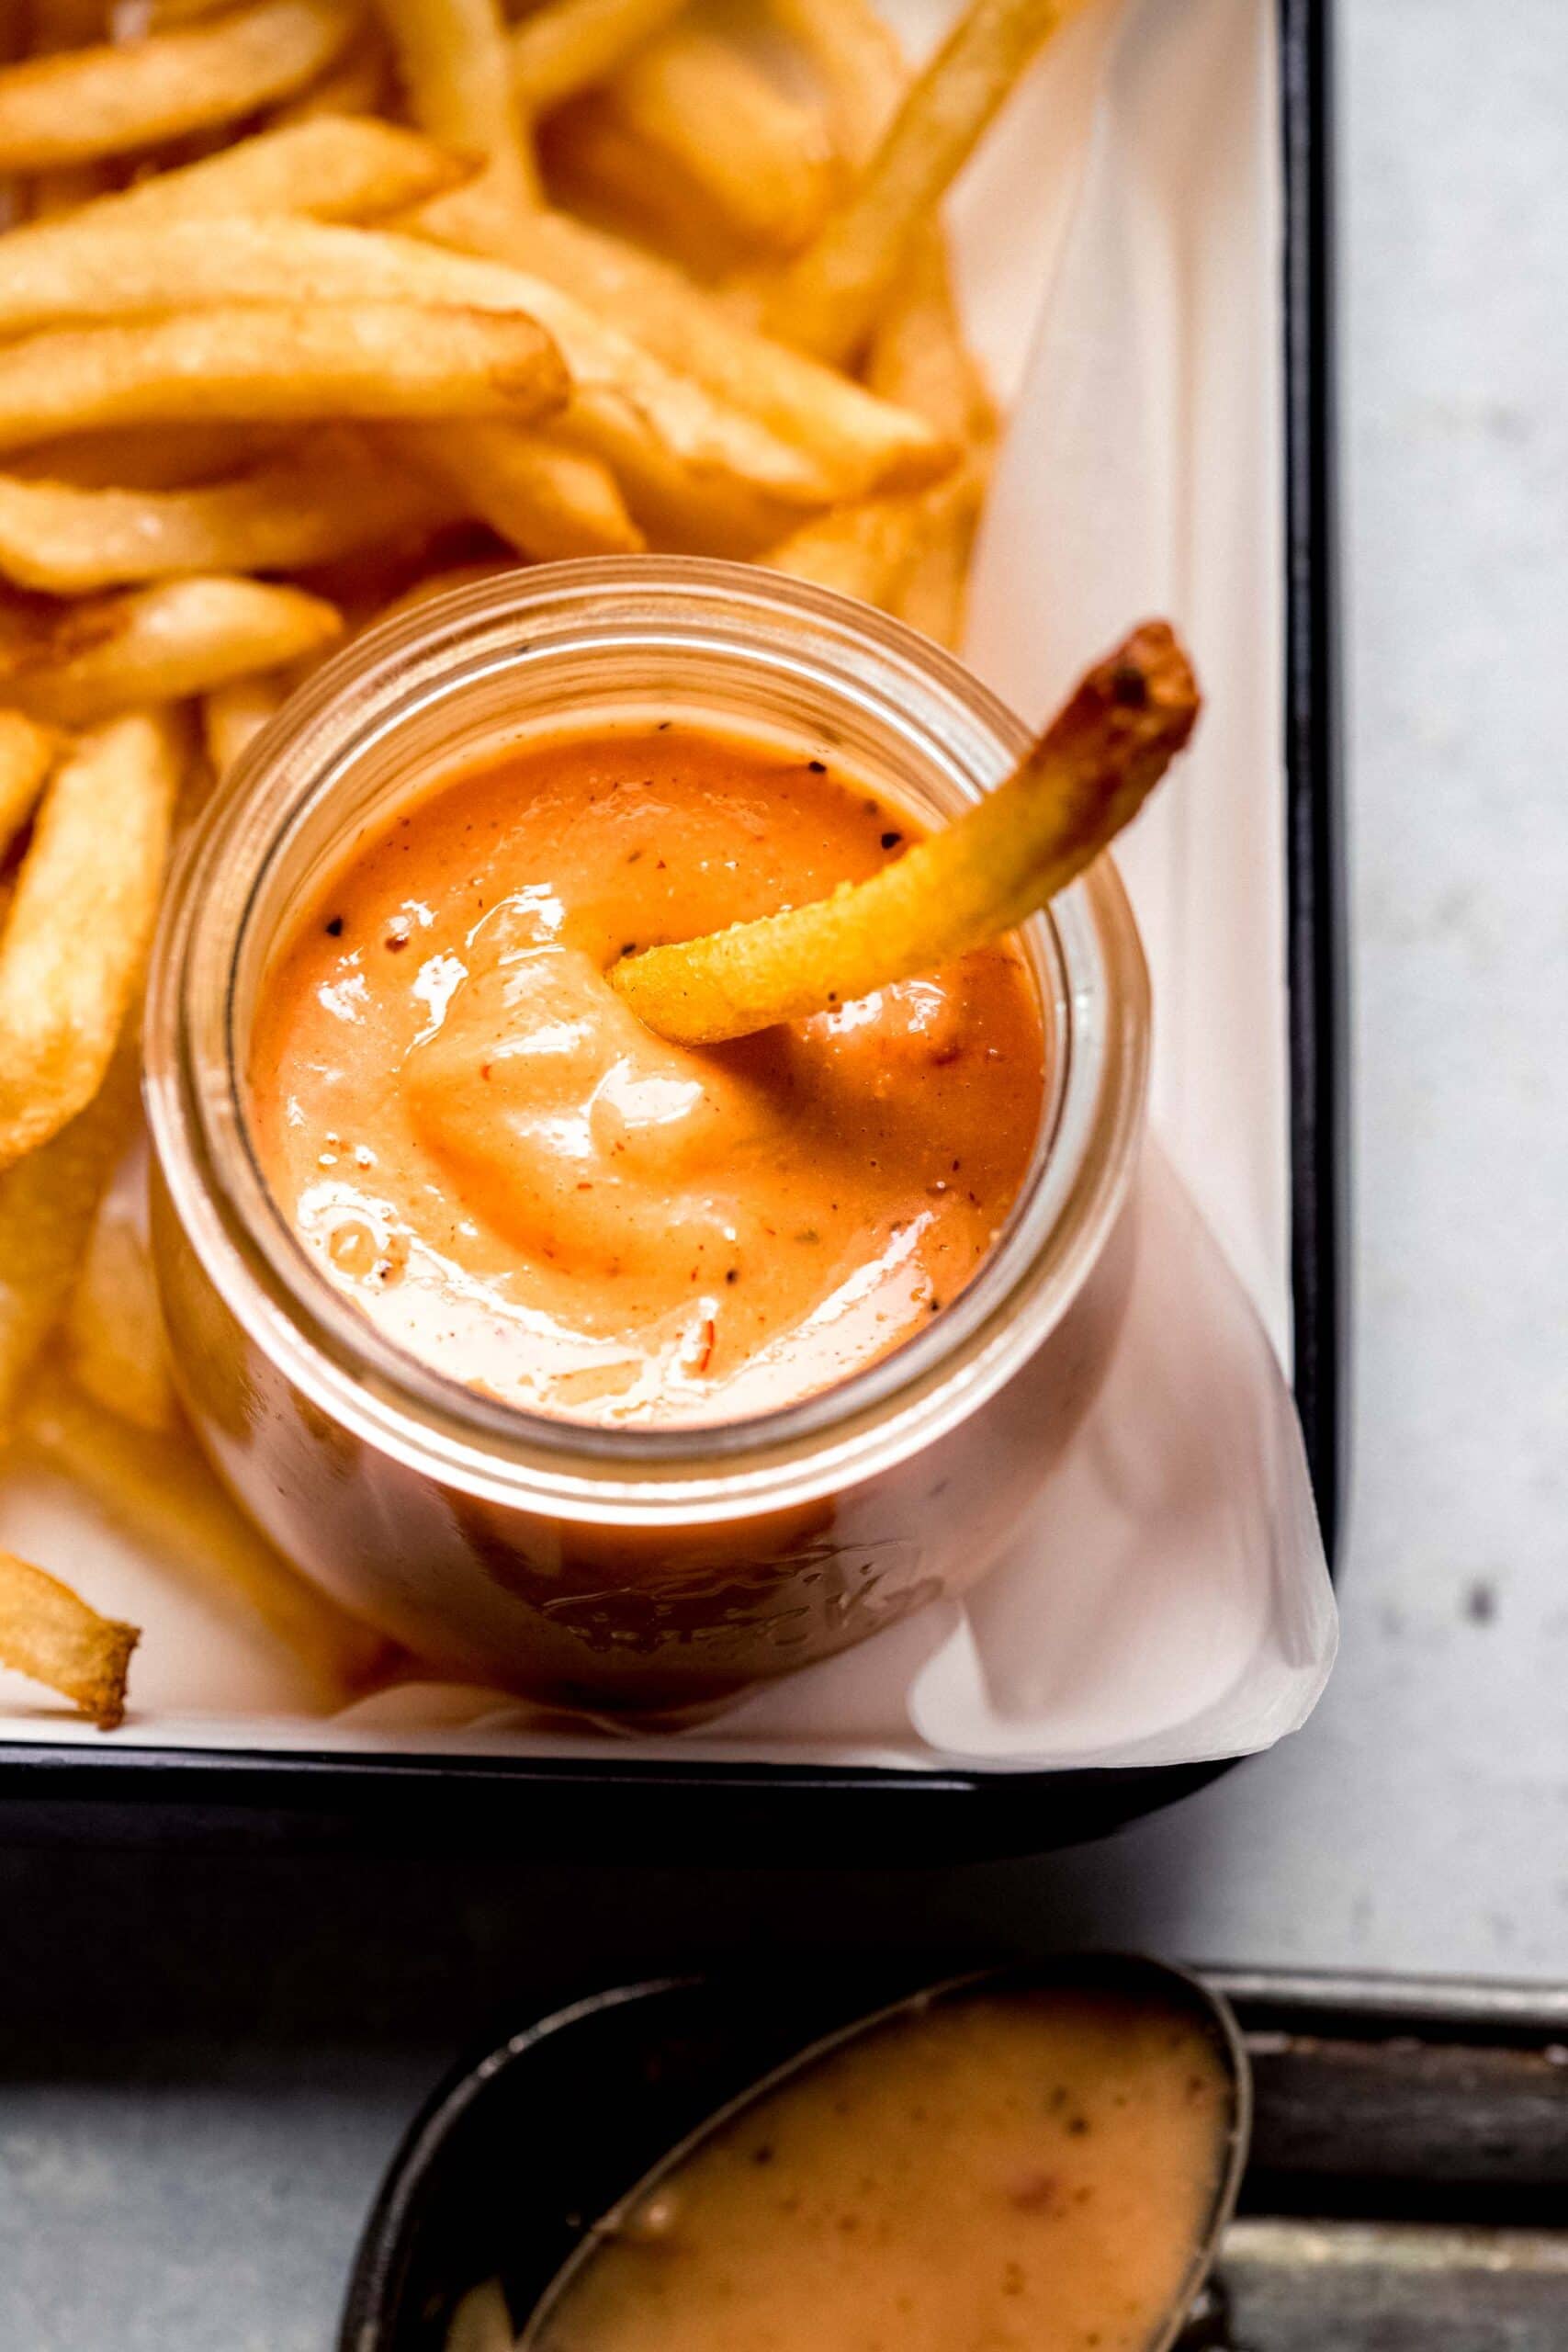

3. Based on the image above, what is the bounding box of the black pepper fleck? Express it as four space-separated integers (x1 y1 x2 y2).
807 759 827 774
880 831 903 850
323 915 344 937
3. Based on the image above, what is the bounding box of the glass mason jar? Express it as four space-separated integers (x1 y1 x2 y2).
145 560 1149 1719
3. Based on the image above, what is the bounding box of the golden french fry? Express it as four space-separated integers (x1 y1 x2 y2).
0 574 343 726
612 622 1200 1044
0 1024 141 1429
269 25 389 124
21 1363 400 1704
866 229 995 445
764 0 1074 365
65 1203 179 1434
768 0 904 163
0 712 183 1163
0 304 570 454
0 1544 139 1727
0 432 446 592
597 26 835 255
0 0 359 173
10 423 290 492
57 112 466 227
536 96 748 279
201 668 288 780
764 489 926 610
446 207 953 498
403 194 841 526
386 421 643 559
510 0 686 117
890 458 987 650
0 706 56 854
373 0 537 208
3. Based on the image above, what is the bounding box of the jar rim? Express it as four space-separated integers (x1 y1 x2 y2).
145 559 1148 1523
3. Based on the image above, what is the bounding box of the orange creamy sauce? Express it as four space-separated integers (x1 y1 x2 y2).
531 1988 1232 2352
250 724 1044 1428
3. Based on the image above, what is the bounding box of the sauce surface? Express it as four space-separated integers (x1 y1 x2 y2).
530 1985 1233 2352
250 724 1043 1428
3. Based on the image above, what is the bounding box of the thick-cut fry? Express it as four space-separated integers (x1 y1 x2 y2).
0 0 359 173
21 1364 400 1703
597 26 835 254
386 422 642 559
510 0 685 117
0 1024 141 1428
374 0 537 208
0 574 342 725
0 706 55 853
452 206 953 497
443 2280 515 2352
536 96 747 279
764 0 1072 365
201 669 288 779
0 711 182 1162
0 305 570 454
612 622 1200 1044
0 433 446 592
0 1545 138 1727
65 1203 178 1434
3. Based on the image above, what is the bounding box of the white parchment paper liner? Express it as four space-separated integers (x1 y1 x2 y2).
0 0 1337 1768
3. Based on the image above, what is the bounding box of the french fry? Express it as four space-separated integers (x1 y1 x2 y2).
270 25 389 124
510 0 686 117
386 422 643 560
889 456 987 650
21 1363 400 1704
51 113 467 227
536 96 748 280
446 206 953 497
612 622 1200 1044
10 423 288 491
764 488 926 610
0 305 570 454
764 0 1073 366
0 431 446 592
0 711 183 1163
0 1544 138 1727
65 1202 179 1434
201 668 287 779
866 228 995 447
596 26 835 255
0 0 360 174
0 1023 142 1428
373 0 537 209
400 195 842 524
768 0 904 163
0 574 343 725
0 706 56 854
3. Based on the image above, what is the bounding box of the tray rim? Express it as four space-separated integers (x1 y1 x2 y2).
0 0 1346 1854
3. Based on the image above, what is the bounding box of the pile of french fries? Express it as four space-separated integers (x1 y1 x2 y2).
0 0 1077 1728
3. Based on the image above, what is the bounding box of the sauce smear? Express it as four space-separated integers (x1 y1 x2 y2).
251 724 1044 1427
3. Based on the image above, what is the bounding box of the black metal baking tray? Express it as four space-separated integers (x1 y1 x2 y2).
0 0 1345 1858
341 1968 1568 2352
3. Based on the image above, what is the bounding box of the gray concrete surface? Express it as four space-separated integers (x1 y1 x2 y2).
3 4 1567 2345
